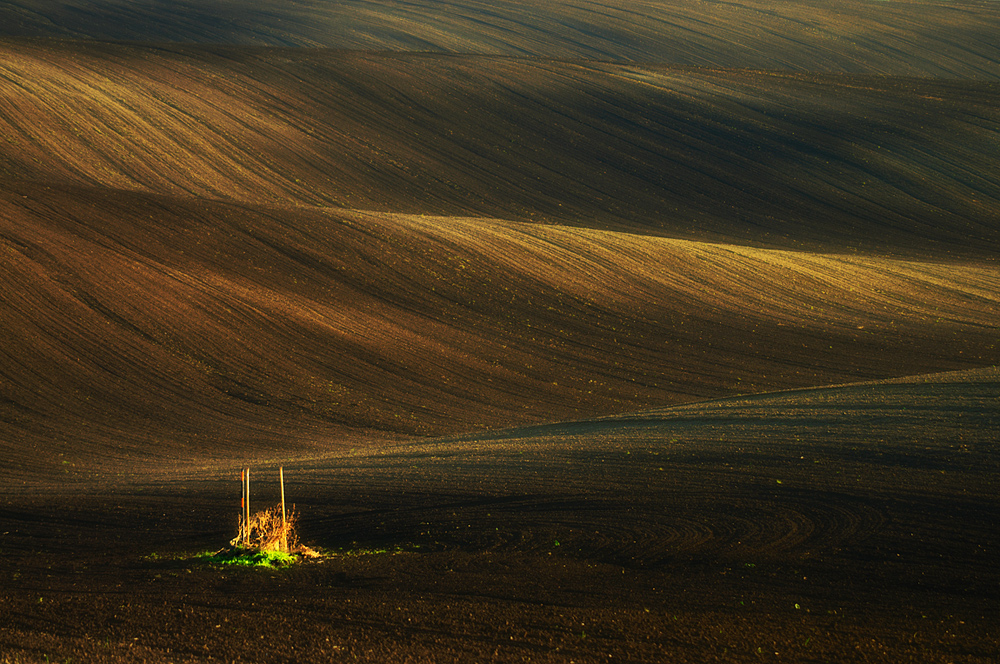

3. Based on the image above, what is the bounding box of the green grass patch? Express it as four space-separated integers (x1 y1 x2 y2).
144 543 414 571
197 549 298 568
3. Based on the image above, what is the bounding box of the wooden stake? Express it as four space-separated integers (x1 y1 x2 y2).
245 467 251 548
279 466 287 552
240 469 246 546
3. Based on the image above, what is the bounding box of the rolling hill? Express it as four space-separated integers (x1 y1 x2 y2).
2 41 999 255
1 33 998 477
3 180 999 477
1 1 998 662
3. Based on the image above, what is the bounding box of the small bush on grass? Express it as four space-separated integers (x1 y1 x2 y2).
206 503 320 567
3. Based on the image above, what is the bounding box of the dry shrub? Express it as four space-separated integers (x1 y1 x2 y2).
232 504 298 553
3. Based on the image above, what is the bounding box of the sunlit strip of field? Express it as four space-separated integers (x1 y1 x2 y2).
2 187 997 476
1 42 998 255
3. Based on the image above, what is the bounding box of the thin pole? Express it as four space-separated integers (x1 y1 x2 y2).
279 466 287 552
245 467 251 548
240 468 246 546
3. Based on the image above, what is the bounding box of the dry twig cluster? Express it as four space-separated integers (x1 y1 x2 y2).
233 504 298 553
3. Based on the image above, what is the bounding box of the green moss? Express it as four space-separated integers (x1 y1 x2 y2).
198 549 297 568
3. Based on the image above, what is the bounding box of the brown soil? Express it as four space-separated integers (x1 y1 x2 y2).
3 370 998 662
1 2 999 662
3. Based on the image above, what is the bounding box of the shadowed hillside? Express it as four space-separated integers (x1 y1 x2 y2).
2 0 1000 78
2 41 999 257
3 370 996 661
291 366 1000 568
2 179 998 477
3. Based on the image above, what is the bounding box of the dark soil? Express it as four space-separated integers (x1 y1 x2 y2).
3 374 998 663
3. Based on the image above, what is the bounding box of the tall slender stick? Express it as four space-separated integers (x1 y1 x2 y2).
245 467 251 548
240 469 246 546
279 466 287 552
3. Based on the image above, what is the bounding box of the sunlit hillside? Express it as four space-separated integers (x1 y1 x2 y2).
1 3 999 475
2 42 999 256
3 182 998 475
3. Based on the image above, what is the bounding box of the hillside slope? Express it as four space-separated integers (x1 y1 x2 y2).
292 366 1000 568
2 0 999 78
3 182 998 477
1 8 998 476
2 41 999 256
